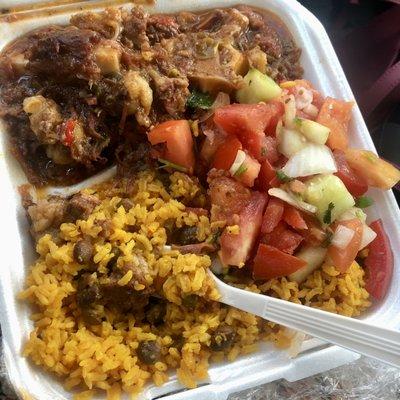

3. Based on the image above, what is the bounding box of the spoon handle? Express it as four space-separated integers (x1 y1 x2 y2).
214 277 400 367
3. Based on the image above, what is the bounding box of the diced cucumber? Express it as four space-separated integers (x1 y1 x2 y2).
289 247 327 283
278 127 307 158
298 119 330 145
303 174 355 224
236 68 282 104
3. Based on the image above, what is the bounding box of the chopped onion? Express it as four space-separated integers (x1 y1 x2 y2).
303 103 319 118
278 127 307 158
268 188 317 214
211 258 224 275
198 92 230 122
282 144 337 178
359 224 377 250
294 86 313 110
229 150 246 175
331 225 355 249
284 94 296 128
283 328 307 358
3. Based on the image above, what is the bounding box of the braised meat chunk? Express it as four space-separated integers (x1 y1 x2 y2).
0 5 302 185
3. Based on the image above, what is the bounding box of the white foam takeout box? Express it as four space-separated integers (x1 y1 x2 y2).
0 0 399 399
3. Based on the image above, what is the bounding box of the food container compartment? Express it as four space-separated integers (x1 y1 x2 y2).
0 0 399 399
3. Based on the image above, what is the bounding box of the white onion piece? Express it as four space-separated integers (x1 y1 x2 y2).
303 103 319 118
283 328 307 358
284 94 296 128
211 258 224 275
268 188 317 214
359 224 377 250
282 144 337 178
229 150 246 175
331 225 355 249
278 127 307 158
294 87 313 110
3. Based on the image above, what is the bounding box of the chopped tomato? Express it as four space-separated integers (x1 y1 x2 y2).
214 102 282 162
364 220 393 300
333 149 368 196
211 137 242 170
257 160 278 191
220 192 267 267
253 244 307 280
301 214 328 246
265 106 284 136
260 136 279 163
148 120 195 173
200 121 226 163
344 149 400 190
327 218 363 272
261 197 284 234
261 222 303 254
316 97 354 150
63 119 76 146
283 206 308 230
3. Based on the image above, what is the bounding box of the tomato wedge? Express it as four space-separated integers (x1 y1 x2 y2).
283 206 308 230
212 137 242 170
261 222 303 255
316 97 353 150
214 102 282 162
365 220 393 300
327 218 363 273
261 197 284 234
148 120 195 173
257 160 278 191
253 244 307 280
220 192 267 267
333 149 368 197
344 149 400 190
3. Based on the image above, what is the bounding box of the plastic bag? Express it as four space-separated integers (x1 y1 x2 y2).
229 357 400 400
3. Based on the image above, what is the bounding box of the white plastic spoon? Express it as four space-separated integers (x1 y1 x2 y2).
209 271 400 368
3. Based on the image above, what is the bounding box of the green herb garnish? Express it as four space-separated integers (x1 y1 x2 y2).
276 170 292 183
234 164 248 177
355 196 374 208
293 116 303 127
323 202 335 224
261 147 267 157
186 90 213 110
321 230 333 248
157 158 188 173
206 229 222 244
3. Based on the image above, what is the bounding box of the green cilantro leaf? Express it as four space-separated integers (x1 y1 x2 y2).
186 90 213 110
355 196 374 208
157 158 188 173
276 170 292 183
323 202 335 224
234 164 248 177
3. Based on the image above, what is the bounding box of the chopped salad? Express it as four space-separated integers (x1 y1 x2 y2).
147 71 400 301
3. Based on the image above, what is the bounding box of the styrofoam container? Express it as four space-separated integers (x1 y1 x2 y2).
0 0 399 399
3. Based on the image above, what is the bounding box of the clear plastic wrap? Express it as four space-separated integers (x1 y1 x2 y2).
229 357 400 400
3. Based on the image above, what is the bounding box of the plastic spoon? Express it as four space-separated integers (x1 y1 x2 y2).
209 270 400 368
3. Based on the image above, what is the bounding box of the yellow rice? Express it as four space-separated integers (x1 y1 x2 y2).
20 171 371 398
